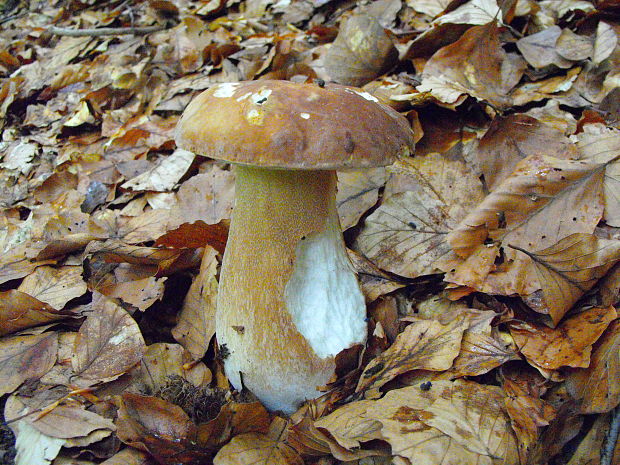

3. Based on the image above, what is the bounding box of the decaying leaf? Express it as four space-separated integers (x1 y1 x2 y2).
337 167 387 230
0 290 71 336
72 295 146 385
566 319 620 414
172 246 219 360
356 314 468 397
99 276 167 312
511 234 620 324
0 333 58 396
214 431 303 465
324 13 398 87
18 266 87 310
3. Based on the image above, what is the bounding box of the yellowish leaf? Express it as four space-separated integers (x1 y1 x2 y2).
18 266 87 310
213 433 303 465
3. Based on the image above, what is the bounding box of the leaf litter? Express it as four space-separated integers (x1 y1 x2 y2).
0 0 619 464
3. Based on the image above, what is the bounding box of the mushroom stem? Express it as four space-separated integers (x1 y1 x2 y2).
217 165 366 413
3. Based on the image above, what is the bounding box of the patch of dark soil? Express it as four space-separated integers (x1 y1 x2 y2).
0 396 16 465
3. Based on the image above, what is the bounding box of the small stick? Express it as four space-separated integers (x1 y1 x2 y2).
47 23 167 37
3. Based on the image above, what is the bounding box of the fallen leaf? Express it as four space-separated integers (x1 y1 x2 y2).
516 26 573 69
172 246 218 360
337 167 387 230
592 21 617 66
511 235 620 324
356 314 468 397
99 447 152 465
323 13 398 87
18 266 87 310
417 21 523 109
0 290 70 336
72 295 146 385
121 149 195 192
433 0 502 25
566 319 620 413
98 276 167 312
0 333 57 396
555 28 593 62
213 432 303 465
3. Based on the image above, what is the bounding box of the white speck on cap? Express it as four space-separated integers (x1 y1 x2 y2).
236 92 253 102
300 113 310 119
213 82 240 98
251 89 272 104
345 88 379 103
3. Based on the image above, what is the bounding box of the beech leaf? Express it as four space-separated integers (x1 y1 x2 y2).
214 433 303 465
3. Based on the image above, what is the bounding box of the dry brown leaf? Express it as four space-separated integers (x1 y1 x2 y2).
566 319 620 414
172 246 218 360
0 290 71 336
318 380 520 464
119 209 172 244
323 13 398 87
511 234 620 324
135 343 211 392
18 266 87 310
516 26 573 69
0 333 57 396
450 311 519 377
475 114 578 191
504 379 557 462
0 248 56 285
509 306 617 370
337 168 387 230
168 165 235 229
5 394 115 439
593 21 618 66
356 314 468 397
99 276 166 312
116 392 211 464
447 154 605 260
100 447 153 465
346 249 406 302
155 220 229 254
355 153 483 278
72 294 146 385
432 0 502 25
213 432 303 465
511 67 581 107
417 21 524 109
556 28 593 61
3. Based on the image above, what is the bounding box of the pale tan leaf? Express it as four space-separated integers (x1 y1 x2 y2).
121 149 195 192
432 0 502 25
555 28 593 61
511 234 620 323
566 319 620 413
314 399 384 449
323 13 398 87
516 26 573 69
593 21 618 65
0 333 57 395
169 164 235 229
18 266 87 310
213 433 303 465
120 209 172 244
5 394 115 439
100 447 152 465
72 295 146 384
99 277 166 312
172 246 218 359
407 0 454 18
337 167 387 230
356 315 468 396
447 155 605 260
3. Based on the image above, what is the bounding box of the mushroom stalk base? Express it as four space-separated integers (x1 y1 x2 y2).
217 166 366 414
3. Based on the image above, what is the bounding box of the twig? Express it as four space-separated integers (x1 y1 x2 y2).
601 405 620 465
47 23 167 37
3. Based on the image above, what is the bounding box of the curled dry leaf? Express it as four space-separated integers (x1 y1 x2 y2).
356 314 468 397
72 295 146 385
566 319 620 414
0 290 69 336
99 447 152 465
117 392 211 465
509 306 617 370
323 13 398 87
0 333 57 396
18 266 87 310
155 220 229 254
417 21 524 109
511 234 620 324
172 246 218 360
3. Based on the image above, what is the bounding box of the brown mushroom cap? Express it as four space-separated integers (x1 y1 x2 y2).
175 80 415 170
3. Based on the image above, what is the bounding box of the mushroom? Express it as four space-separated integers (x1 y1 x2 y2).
175 80 415 414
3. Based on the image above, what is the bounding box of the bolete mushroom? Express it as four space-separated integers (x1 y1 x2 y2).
175 80 415 414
